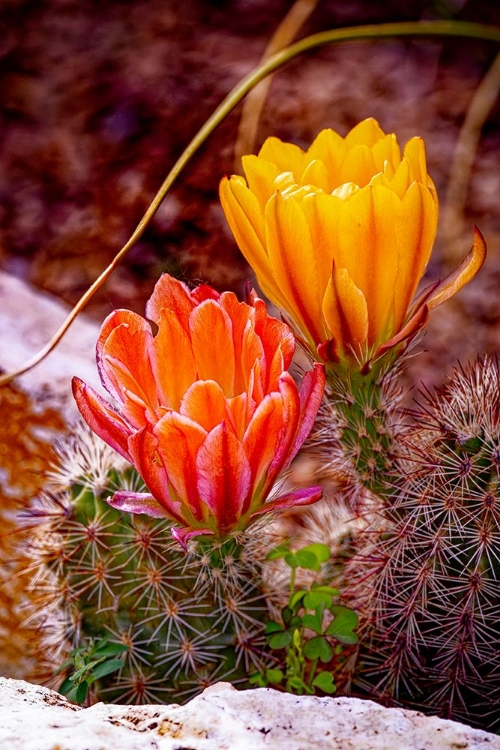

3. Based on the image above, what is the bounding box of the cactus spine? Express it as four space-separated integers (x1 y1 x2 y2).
337 356 500 731
26 427 273 704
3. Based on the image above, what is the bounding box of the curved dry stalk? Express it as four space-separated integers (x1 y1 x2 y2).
234 0 319 170
1 20 499 387
442 50 500 267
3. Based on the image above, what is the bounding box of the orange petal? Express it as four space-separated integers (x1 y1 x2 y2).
243 391 287 499
243 373 301 501
226 392 254 441
252 297 296 390
426 226 486 311
150 312 196 411
249 485 323 521
72 377 132 461
154 411 207 523
219 291 263 395
109 491 172 519
301 159 332 192
286 363 325 467
96 310 152 400
145 274 195 330
196 422 252 533
127 427 183 524
189 299 235 396
180 380 228 432
322 267 368 351
372 303 430 364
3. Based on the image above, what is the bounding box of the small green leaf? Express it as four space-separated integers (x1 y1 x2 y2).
294 549 320 570
300 544 331 563
312 671 337 694
289 590 307 611
281 605 294 625
74 653 85 671
284 552 300 568
249 673 267 687
326 606 359 645
265 668 284 684
266 544 290 561
304 590 333 609
75 681 89 704
288 676 308 693
301 613 323 634
268 630 293 650
310 584 339 598
91 658 125 680
303 636 334 663
265 621 284 635
58 677 74 696
94 643 129 658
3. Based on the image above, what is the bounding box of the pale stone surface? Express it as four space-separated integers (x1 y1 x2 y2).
1 677 499 750
0 270 102 420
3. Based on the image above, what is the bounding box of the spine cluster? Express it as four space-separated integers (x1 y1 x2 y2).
26 432 272 704
340 357 500 731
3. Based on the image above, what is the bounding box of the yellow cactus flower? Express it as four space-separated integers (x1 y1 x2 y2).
220 118 485 368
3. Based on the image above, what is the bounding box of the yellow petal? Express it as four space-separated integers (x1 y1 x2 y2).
403 136 429 185
393 181 438 331
301 159 331 192
220 176 287 310
306 128 346 188
336 184 400 344
265 192 325 346
345 118 386 148
300 192 343 290
371 133 401 174
338 144 377 187
258 136 305 181
322 267 368 350
242 154 281 210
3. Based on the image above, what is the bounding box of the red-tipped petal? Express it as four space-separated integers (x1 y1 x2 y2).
145 274 195 328
171 526 215 551
196 422 252 532
154 411 207 521
249 485 323 519
72 377 132 461
127 427 182 523
190 299 236 396
108 491 172 518
243 387 292 496
96 310 152 401
285 363 325 469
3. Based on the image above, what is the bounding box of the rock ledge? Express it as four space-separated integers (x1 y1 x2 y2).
1 677 499 750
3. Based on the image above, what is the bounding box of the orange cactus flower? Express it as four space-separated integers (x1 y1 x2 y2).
220 118 486 368
73 274 325 547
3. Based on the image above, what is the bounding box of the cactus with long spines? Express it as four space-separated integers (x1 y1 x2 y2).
337 356 500 731
25 427 273 705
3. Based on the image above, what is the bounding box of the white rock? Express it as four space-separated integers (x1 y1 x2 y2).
0 677 498 750
0 270 102 420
